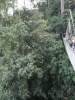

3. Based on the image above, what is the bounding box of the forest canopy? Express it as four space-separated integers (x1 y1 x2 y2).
0 0 75 100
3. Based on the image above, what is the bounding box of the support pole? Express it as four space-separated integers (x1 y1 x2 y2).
24 0 25 8
61 0 64 14
61 0 65 34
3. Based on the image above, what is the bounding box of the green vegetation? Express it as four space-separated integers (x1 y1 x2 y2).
0 0 75 100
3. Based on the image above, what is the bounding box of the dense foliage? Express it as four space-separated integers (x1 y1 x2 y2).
0 0 75 100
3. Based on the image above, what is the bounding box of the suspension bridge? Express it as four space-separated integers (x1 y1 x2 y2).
61 0 75 70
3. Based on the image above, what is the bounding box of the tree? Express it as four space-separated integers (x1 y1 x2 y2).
1 1 75 100
0 10 52 100
0 0 17 16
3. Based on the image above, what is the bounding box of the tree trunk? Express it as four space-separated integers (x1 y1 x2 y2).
46 0 48 7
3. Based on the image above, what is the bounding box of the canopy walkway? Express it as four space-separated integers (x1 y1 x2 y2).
62 8 75 70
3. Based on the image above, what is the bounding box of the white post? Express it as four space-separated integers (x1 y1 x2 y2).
61 0 64 14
